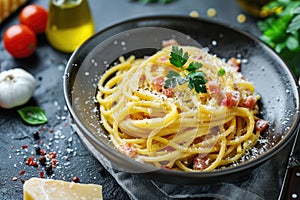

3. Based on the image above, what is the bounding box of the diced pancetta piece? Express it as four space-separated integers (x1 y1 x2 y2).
162 87 174 98
227 57 241 72
119 144 137 158
240 96 256 109
221 90 240 107
139 75 146 85
152 76 164 92
193 155 210 170
255 119 269 132
207 81 222 96
157 56 168 63
162 39 179 47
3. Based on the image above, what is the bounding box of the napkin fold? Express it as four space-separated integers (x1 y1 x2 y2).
73 124 290 200
108 158 283 200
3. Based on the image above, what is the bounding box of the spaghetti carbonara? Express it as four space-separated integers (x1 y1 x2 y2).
96 43 268 172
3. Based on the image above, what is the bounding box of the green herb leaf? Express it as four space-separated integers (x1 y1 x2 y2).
166 70 181 78
164 71 187 88
169 46 189 68
165 47 208 93
18 106 48 125
186 62 202 72
218 68 226 76
258 0 300 76
286 35 300 51
186 71 207 93
287 13 300 33
188 75 207 93
275 42 287 53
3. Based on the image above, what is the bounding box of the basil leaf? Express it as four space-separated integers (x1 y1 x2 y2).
18 106 48 125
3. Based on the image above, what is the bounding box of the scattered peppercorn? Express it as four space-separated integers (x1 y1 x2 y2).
40 149 46 155
39 171 44 178
38 156 46 166
31 161 38 167
20 179 25 184
72 176 80 183
22 145 28 149
19 170 26 175
35 146 41 155
51 158 57 166
33 131 40 140
45 165 53 175
49 151 56 158
25 156 34 165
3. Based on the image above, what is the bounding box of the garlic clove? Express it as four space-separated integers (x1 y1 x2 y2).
0 68 36 109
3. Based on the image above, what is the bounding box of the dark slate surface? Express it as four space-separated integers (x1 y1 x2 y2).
0 0 296 199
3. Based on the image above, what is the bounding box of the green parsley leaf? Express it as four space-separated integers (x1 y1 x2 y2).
169 46 189 68
186 71 207 93
286 35 300 51
188 75 207 93
187 71 206 79
164 71 187 88
186 62 202 72
166 70 181 78
164 46 208 93
18 106 48 125
287 13 300 33
258 0 300 76
218 68 226 76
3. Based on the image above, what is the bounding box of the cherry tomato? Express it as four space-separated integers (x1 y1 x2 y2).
3 24 37 58
19 4 48 34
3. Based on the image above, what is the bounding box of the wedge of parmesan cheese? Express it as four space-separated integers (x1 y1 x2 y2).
23 177 103 200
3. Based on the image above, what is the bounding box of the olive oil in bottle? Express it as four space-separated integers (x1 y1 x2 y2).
46 0 95 53
236 0 273 18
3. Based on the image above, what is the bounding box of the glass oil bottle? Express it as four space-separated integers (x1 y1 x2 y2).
46 0 95 53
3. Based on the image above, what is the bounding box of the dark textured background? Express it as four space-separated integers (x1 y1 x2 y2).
0 0 297 199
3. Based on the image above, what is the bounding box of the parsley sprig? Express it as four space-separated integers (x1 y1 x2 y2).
164 46 208 93
258 0 300 75
169 46 189 68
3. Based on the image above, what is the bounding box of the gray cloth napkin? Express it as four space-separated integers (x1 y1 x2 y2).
108 157 284 200
73 124 290 200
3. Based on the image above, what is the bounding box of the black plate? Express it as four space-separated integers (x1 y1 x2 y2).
63 15 300 184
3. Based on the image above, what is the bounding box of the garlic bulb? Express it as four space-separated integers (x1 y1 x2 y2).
0 68 36 109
